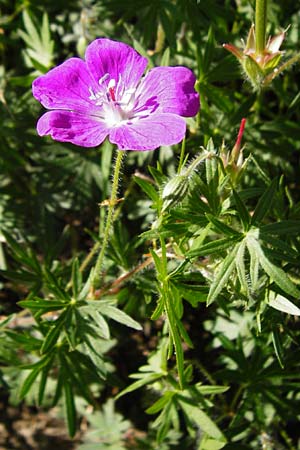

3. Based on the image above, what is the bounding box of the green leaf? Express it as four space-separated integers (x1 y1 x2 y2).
38 358 54 405
160 47 170 66
173 283 208 306
43 269 70 301
0 314 16 330
116 373 164 399
271 328 285 369
41 309 69 354
251 178 278 225
187 235 242 259
99 303 142 330
19 366 42 399
151 295 164 320
83 340 107 380
148 165 166 186
196 385 230 395
260 220 300 235
202 26 216 75
164 292 185 387
207 244 240 305
146 391 175 414
2 231 41 272
64 380 77 437
232 190 250 231
19 354 52 399
22 10 41 48
155 401 174 444
199 436 226 450
206 214 241 236
247 237 300 298
247 237 260 290
235 240 249 296
150 248 163 273
269 294 300 316
18 298 68 311
180 400 226 441
134 175 158 202
91 311 110 339
71 258 81 299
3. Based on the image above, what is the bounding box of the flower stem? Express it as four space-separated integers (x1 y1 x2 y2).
177 137 186 174
92 150 125 288
255 0 267 55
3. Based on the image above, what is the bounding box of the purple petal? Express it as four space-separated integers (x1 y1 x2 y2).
109 113 186 151
85 38 148 90
136 67 199 117
37 111 109 147
32 58 97 114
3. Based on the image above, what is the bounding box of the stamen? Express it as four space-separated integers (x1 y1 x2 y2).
99 73 110 85
88 87 97 100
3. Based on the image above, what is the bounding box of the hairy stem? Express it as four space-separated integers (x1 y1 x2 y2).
255 0 267 55
92 150 125 288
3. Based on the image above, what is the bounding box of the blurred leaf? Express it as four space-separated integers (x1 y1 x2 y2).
269 294 300 316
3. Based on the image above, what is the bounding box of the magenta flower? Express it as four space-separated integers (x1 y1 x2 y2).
32 38 199 151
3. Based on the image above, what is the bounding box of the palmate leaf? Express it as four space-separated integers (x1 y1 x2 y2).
78 399 130 450
19 10 54 71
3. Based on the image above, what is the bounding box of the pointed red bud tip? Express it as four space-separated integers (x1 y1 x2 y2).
235 118 246 152
231 118 246 163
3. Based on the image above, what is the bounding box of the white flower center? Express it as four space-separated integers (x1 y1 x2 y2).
88 73 137 127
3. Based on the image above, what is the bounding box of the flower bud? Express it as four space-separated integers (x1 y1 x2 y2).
223 25 287 90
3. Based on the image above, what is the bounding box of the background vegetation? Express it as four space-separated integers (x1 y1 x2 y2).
0 0 300 449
